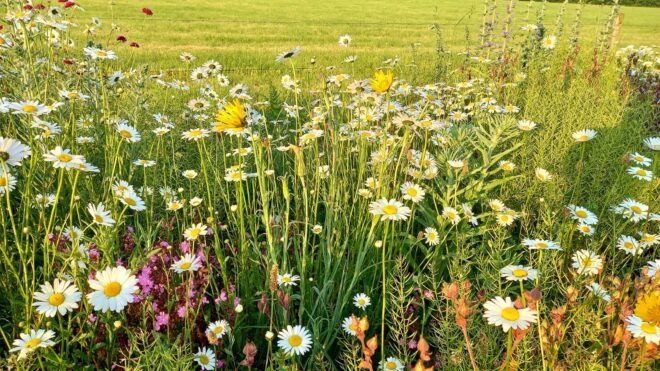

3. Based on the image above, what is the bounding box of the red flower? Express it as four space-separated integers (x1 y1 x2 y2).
63 58 74 65
35 4 46 9
142 8 153 16
117 35 127 43
58 0 67 2
130 42 140 48
64 1 76 8
23 4 33 10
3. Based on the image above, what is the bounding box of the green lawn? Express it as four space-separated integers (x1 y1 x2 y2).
77 0 660 75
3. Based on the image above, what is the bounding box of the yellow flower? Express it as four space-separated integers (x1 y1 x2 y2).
370 70 393 93
635 291 660 325
214 99 247 133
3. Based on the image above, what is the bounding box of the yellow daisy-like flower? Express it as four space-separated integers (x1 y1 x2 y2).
214 99 247 134
370 70 393 94
635 291 660 325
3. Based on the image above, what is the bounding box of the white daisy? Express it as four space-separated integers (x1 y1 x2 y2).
342 316 359 336
500 265 537 282
278 273 300 287
184 223 208 241
626 315 659 344
207 320 230 340
643 137 659 151
443 207 461 225
171 253 203 273
275 47 301 62
567 205 598 225
585 282 610 302
627 167 653 181
338 34 352 47
86 266 139 313
617 235 643 256
116 122 141 143
424 227 440 246
571 249 603 276
0 137 31 166
522 239 562 251
353 293 371 309
646 260 659 278
483 296 538 332
400 182 425 203
87 202 115 226
277 325 313 356
32 278 81 317
535 168 552 182
9 329 56 360
380 357 404 370
572 129 597 142
194 347 216 370
369 198 411 222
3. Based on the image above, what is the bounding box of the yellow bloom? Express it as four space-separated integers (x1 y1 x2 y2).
214 99 247 133
370 70 393 93
635 291 660 325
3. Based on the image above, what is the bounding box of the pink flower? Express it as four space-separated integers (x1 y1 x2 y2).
142 7 153 16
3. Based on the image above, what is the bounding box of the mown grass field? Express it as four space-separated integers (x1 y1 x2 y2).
78 0 660 76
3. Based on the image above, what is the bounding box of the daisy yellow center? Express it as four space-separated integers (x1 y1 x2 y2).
0 178 6 186
512 269 528 278
631 206 642 214
68 92 80 98
575 210 587 218
180 262 192 270
636 169 647 176
58 154 72 162
640 323 657 334
119 130 132 139
214 326 224 334
447 211 456 219
382 205 397 215
25 338 42 349
581 257 593 267
581 226 591 232
349 323 358 331
190 130 202 137
358 298 366 305
536 242 548 249
501 307 520 321
124 197 137 206
428 232 436 240
578 135 588 141
23 105 38 113
190 228 200 238
283 277 292 283
385 361 397 369
104 282 122 298
502 164 512 170
48 293 65 306
407 188 418 197
500 215 510 222
95 50 108 57
288 335 303 347
199 355 209 365
624 242 634 249
94 214 104 223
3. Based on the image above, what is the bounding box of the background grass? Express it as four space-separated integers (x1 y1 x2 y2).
77 0 660 78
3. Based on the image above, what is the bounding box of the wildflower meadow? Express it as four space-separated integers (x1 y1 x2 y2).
0 0 658 369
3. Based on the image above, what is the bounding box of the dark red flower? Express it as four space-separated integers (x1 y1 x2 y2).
23 4 33 10
63 58 74 65
130 42 140 48
142 8 153 16
64 1 76 8
58 0 67 2
35 4 46 9
117 35 127 43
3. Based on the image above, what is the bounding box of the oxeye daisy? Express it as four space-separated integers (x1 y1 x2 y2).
44 146 83 169
617 235 642 255
488 199 507 212
0 137 31 166
567 205 598 225
171 253 202 273
613 199 649 223
86 266 138 313
626 315 659 344
0 168 17 195
630 152 651 166
338 34 352 47
380 357 405 370
277 325 312 356
342 316 359 336
627 166 653 181
278 273 300 287
424 227 440 246
369 198 411 222
571 249 603 276
87 202 115 226
534 168 552 182
181 128 210 141
194 347 216 370
517 119 537 131
576 223 595 236
639 232 660 247
585 282 610 302
83 46 117 60
184 223 208 241
643 137 659 151
119 190 146 211
499 160 516 172
182 170 198 179
275 47 301 62
9 329 56 360
496 211 519 227
483 296 538 332
443 207 461 225
365 177 380 189
116 122 141 143
167 199 184 211
32 278 81 317
447 159 464 169
541 35 557 50
353 293 371 309
133 159 156 167
522 239 562 251
311 225 323 234
7 100 49 116
572 129 597 142
207 320 230 340
500 265 537 281
400 182 425 203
